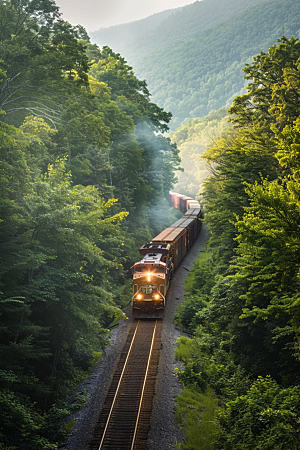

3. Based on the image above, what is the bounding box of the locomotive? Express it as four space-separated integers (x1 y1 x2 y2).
132 192 202 318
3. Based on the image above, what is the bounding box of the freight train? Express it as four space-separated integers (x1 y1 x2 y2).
132 192 202 318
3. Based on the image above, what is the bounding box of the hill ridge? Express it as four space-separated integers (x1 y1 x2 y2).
133 0 300 127
90 0 263 64
91 0 300 129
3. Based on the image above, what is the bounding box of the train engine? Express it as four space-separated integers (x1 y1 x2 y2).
132 192 202 319
132 243 173 319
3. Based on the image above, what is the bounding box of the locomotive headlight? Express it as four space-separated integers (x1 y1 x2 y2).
147 272 151 282
155 294 160 300
137 294 142 300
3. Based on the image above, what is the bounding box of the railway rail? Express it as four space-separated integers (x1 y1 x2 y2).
88 320 162 450
88 192 201 449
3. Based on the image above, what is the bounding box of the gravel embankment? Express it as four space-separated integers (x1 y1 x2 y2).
64 224 208 450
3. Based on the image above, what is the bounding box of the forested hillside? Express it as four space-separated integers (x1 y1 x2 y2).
174 36 300 449
89 7 182 59
90 0 261 65
0 1 181 447
91 0 300 129
137 0 300 128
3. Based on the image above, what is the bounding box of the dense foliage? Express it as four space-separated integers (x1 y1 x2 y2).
0 1 181 447
92 0 300 129
174 36 300 449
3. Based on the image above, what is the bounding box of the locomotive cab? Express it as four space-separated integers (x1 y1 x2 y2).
132 251 168 318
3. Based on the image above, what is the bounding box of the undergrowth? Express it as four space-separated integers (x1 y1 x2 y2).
184 251 211 292
175 389 219 450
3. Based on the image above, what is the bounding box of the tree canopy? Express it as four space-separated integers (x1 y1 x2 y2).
0 2 181 447
174 35 300 449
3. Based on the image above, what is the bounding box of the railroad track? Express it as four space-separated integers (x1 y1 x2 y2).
89 319 163 450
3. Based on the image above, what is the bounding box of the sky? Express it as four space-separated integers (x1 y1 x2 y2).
55 0 195 32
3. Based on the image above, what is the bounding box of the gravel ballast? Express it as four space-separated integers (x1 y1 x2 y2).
65 224 208 450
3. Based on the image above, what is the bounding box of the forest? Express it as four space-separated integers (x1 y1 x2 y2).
135 0 300 128
0 0 181 447
3 0 300 448
90 0 261 66
174 36 300 449
92 0 300 129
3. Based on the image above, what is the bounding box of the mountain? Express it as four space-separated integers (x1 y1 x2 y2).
90 0 262 64
136 0 300 128
91 0 300 129
90 8 183 62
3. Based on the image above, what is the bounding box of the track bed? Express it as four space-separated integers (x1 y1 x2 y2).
88 320 162 450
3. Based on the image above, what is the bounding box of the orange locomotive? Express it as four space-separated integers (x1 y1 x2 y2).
132 192 202 318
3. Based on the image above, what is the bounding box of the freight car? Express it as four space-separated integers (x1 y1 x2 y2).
132 192 202 318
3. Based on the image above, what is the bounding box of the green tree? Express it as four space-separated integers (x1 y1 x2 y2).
216 376 300 450
89 46 181 207
0 155 128 447
0 0 89 124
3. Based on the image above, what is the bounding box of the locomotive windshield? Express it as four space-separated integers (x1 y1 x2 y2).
134 266 148 273
134 266 164 273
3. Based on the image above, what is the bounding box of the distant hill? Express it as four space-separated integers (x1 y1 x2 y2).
90 0 262 64
90 8 182 62
91 0 300 129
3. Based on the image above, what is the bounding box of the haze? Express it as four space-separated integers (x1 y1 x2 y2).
55 0 196 32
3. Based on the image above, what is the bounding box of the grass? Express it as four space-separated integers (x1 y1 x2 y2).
175 249 219 449
64 418 77 435
89 351 103 373
175 389 219 450
175 336 193 362
184 251 211 292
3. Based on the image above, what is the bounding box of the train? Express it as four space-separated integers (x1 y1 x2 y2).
132 192 202 319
